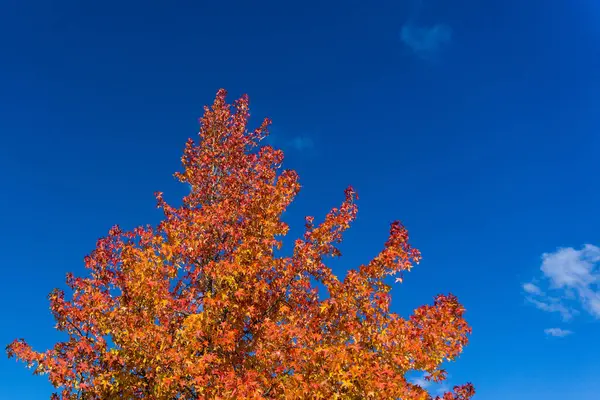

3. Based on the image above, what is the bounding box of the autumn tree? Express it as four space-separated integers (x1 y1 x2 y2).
7 90 474 399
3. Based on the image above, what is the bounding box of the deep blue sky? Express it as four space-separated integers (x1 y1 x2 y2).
2 0 599 398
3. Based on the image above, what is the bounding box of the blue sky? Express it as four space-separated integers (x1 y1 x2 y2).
1 0 599 398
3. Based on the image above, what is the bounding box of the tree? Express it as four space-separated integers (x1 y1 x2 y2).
7 90 474 399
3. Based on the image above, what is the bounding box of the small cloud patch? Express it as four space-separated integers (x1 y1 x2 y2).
265 132 317 155
523 244 600 324
400 23 452 59
544 328 573 338
289 136 314 152
409 374 431 389
408 372 452 396
523 282 543 296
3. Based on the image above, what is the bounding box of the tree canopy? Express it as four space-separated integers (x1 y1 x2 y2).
7 90 473 399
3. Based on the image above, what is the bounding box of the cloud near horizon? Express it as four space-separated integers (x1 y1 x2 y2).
523 244 600 330
400 23 452 58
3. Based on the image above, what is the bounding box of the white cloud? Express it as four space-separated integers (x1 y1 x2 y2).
544 328 573 337
524 244 600 321
410 374 431 389
586 292 600 315
523 282 543 295
526 297 576 321
400 23 452 58
541 245 600 318
409 372 451 395
541 245 600 289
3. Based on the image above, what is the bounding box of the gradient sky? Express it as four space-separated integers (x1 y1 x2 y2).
1 0 599 398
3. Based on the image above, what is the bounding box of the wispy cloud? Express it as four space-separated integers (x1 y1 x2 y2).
265 132 316 155
523 282 543 296
436 385 450 396
408 372 450 396
288 136 314 152
523 244 600 323
544 328 573 338
400 23 452 59
410 374 431 389
525 296 576 321
541 245 600 318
